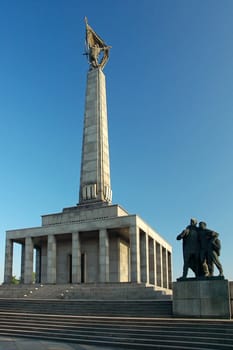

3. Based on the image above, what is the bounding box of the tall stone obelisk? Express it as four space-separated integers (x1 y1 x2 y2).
79 19 112 205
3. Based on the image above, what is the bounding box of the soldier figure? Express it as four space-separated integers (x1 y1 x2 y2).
177 218 199 278
89 44 101 68
198 221 223 277
207 231 223 277
198 221 211 276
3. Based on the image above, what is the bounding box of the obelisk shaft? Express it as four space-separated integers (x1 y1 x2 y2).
79 68 112 205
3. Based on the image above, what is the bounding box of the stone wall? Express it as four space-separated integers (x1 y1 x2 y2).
119 240 129 282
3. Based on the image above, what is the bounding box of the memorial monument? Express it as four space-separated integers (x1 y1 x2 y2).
4 19 172 293
173 218 231 318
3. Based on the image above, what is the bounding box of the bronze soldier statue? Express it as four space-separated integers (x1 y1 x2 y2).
84 17 111 70
177 218 199 278
198 221 211 276
198 221 223 277
177 219 224 279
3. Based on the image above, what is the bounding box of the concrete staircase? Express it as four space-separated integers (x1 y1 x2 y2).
0 283 172 300
0 298 172 317
0 312 232 349
0 284 232 349
0 283 173 318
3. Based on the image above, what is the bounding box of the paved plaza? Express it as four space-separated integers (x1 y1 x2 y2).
0 337 117 350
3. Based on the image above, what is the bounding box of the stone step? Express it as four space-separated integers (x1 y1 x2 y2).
0 283 172 300
0 313 232 349
0 299 173 317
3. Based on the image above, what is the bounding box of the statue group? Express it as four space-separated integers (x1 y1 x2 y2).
177 218 224 279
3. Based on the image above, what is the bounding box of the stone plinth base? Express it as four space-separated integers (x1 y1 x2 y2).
173 278 231 319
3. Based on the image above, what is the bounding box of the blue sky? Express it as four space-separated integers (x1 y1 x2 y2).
0 0 232 282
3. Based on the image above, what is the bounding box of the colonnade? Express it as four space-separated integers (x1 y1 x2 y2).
130 226 172 289
4 226 172 289
4 230 112 284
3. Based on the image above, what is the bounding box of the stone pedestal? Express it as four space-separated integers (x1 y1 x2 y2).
173 278 231 319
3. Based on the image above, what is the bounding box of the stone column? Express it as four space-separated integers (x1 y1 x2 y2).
129 225 140 283
72 232 81 283
140 232 149 283
153 239 157 286
160 245 164 288
164 248 169 289
162 247 167 288
168 251 172 289
35 247 41 283
24 237 34 284
20 243 25 283
99 229 109 282
47 235 56 284
155 242 162 287
4 238 13 283
149 238 156 285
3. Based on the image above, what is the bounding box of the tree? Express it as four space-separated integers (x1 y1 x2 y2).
11 275 20 284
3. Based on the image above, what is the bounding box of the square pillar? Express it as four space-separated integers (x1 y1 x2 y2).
99 229 109 282
4 238 13 284
140 231 149 283
168 250 172 289
162 247 168 289
149 238 156 285
35 247 41 283
130 225 140 283
24 237 34 284
20 243 25 283
156 242 162 287
160 245 164 288
47 235 56 284
72 232 81 283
